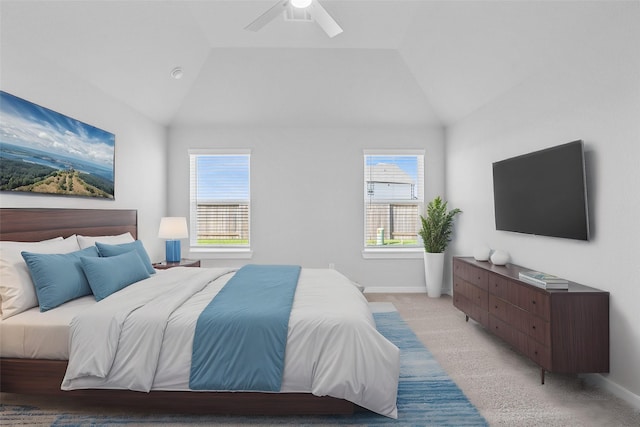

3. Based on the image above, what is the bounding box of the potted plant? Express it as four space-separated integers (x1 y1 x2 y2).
418 196 462 297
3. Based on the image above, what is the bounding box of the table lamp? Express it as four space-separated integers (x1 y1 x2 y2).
158 217 188 262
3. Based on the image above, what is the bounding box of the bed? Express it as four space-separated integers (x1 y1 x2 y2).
0 208 400 417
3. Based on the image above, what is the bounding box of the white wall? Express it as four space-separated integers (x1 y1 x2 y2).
167 126 445 291
0 46 168 260
446 4 640 406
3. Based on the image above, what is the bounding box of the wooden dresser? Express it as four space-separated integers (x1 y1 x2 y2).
452 256 609 383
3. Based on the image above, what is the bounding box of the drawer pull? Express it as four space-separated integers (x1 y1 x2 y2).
532 300 536 305
495 305 498 309
532 325 536 330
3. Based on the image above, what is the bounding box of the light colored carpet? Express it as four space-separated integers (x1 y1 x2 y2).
366 293 640 426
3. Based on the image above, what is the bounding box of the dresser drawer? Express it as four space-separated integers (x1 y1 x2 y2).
489 273 508 298
471 285 488 311
517 283 550 320
453 292 470 314
454 292 488 326
527 339 552 370
468 268 488 291
489 294 511 323
518 311 551 346
489 315 518 348
453 275 469 298
454 277 487 309
469 304 488 327
453 258 468 281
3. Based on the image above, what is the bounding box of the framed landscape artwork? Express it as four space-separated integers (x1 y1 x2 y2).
0 91 115 199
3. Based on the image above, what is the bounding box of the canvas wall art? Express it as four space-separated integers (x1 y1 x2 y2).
0 91 115 199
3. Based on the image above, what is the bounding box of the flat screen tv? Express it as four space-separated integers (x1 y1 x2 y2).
492 140 589 241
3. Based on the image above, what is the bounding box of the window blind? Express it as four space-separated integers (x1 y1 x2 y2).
364 152 424 248
189 151 250 247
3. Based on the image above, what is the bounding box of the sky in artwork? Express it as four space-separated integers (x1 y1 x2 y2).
0 91 115 168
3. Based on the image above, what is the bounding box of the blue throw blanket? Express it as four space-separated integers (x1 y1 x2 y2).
189 264 301 391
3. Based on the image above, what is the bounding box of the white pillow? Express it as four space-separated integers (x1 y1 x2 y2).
0 236 62 316
77 232 135 249
42 236 64 242
0 235 81 319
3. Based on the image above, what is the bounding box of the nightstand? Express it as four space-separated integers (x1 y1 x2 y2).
153 259 201 270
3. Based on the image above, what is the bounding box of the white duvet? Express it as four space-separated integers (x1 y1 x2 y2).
61 267 400 418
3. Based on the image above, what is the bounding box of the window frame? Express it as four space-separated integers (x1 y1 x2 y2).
362 149 425 259
188 149 252 259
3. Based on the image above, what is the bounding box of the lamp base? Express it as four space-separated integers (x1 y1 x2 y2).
165 240 181 263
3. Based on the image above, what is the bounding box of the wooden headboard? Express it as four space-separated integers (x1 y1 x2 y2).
0 208 137 242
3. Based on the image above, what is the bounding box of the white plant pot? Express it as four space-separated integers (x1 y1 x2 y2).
423 252 445 298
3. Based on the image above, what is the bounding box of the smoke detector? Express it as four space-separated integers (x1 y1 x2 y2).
170 67 184 80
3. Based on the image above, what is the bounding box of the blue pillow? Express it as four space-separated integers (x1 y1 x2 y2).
21 246 100 312
95 240 155 275
80 251 151 301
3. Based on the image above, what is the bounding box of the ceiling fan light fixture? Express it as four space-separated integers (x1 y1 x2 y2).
291 0 312 9
245 0 342 38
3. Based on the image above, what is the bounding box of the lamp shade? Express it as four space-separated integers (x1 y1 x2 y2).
158 217 189 239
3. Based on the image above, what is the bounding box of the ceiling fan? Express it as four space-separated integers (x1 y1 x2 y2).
245 0 343 38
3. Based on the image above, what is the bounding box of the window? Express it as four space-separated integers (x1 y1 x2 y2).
364 151 424 251
189 150 250 251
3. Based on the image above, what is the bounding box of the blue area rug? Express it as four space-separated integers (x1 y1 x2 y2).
0 308 487 426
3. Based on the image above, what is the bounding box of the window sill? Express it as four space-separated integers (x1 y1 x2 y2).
362 248 424 259
189 247 253 259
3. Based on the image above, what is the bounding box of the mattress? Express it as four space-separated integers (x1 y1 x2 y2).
0 295 95 359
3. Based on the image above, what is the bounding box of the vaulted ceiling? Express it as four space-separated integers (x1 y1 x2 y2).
0 0 626 127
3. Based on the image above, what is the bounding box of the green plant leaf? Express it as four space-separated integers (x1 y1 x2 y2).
419 196 462 253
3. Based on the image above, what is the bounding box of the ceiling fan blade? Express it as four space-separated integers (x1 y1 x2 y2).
309 0 343 38
245 0 290 32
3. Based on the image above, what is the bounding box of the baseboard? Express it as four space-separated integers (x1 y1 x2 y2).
363 286 427 294
581 373 640 411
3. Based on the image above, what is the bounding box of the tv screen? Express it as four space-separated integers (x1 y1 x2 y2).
492 140 589 241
